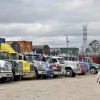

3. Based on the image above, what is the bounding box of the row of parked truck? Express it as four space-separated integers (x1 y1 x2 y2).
0 43 100 83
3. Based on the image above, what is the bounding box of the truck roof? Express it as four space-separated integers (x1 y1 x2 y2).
52 56 63 59
0 50 8 52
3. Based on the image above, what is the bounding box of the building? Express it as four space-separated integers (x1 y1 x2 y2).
60 48 79 56
32 45 50 55
6 41 32 53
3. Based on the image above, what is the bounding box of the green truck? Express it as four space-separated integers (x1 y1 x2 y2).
82 57 100 74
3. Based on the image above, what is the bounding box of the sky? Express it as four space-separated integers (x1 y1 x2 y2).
0 0 100 50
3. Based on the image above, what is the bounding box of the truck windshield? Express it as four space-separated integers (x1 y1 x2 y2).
25 55 33 62
89 58 93 63
32 55 41 61
64 57 70 61
57 58 64 64
10 54 17 60
0 52 8 59
45 57 52 63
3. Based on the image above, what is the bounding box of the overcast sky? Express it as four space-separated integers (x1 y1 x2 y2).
0 0 100 49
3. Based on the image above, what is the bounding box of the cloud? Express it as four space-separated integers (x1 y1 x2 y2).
0 0 100 49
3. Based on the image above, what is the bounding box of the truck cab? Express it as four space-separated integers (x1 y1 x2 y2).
0 50 23 81
82 57 100 74
58 55 81 77
0 52 13 83
45 56 64 78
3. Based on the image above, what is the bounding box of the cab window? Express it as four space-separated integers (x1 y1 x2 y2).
52 59 57 63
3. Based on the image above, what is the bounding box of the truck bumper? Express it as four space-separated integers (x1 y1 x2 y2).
54 71 62 75
38 71 46 74
23 72 35 78
73 69 81 74
0 72 13 78
46 70 54 77
15 71 23 75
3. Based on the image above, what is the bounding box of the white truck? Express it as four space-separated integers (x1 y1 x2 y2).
0 60 13 83
64 60 81 77
50 56 81 77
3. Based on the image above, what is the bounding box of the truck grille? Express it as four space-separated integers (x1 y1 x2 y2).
30 64 35 71
16 61 23 72
77 63 81 69
49 65 53 69
5 62 12 71
58 66 61 71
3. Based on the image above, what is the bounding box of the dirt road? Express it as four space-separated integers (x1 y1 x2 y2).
0 74 100 100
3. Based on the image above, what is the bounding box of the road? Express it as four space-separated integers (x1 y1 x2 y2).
0 74 100 100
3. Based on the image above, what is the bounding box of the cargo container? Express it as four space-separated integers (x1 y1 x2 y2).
60 48 79 57
32 45 50 55
50 48 61 56
0 38 5 45
6 42 20 53
6 41 32 53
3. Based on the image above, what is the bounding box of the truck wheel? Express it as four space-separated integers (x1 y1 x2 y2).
0 77 8 83
43 75 48 79
53 75 58 78
14 75 22 81
7 76 14 82
90 68 97 74
66 69 73 77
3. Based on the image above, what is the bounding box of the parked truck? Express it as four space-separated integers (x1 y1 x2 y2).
0 59 13 83
44 56 62 78
82 57 100 74
17 53 54 79
58 54 81 77
0 50 23 81
1 43 35 79
45 56 81 77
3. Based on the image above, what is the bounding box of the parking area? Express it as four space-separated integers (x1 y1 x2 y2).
0 74 100 100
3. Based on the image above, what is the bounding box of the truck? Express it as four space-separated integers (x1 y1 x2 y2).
82 57 100 74
44 56 62 78
79 61 88 75
0 50 23 81
0 59 13 83
58 54 81 77
45 56 81 77
1 43 35 79
64 60 81 77
17 53 54 79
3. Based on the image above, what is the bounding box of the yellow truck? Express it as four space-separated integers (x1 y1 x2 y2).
1 43 35 79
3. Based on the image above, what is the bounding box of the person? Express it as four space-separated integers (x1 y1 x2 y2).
97 71 100 85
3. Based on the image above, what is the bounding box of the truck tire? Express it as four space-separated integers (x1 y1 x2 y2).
0 77 8 83
90 68 97 74
43 75 48 79
7 76 14 82
14 75 22 81
53 75 58 78
66 69 73 77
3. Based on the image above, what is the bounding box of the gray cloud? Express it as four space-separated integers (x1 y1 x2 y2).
0 0 100 49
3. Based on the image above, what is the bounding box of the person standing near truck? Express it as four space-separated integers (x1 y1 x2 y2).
97 71 100 85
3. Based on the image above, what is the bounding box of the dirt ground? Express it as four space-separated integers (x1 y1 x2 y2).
0 74 100 100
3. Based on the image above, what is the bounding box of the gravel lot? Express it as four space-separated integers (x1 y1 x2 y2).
0 74 100 100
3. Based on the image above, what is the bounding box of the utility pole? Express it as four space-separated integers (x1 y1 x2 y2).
66 36 69 48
